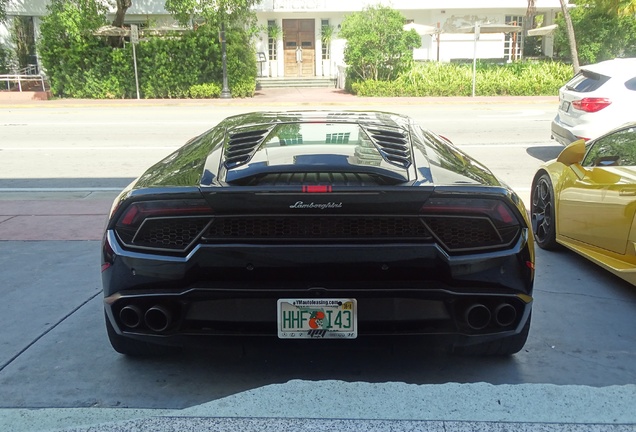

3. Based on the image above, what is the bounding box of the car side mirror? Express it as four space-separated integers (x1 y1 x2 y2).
557 139 586 166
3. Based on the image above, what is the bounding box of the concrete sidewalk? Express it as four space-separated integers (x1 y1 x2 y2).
0 86 558 108
0 191 116 241
3 381 636 431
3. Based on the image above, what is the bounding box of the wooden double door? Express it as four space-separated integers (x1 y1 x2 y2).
283 19 315 77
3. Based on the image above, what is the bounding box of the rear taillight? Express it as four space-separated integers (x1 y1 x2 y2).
572 98 612 113
421 198 517 225
117 199 213 229
420 198 521 252
114 199 214 252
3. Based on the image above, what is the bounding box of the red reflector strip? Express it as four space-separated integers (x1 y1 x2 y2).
303 185 332 193
526 261 535 270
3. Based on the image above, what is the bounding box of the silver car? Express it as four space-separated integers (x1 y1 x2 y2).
551 58 636 145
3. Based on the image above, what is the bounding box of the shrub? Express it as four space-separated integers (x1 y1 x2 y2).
0 43 13 90
38 1 257 99
339 4 420 88
189 83 221 98
351 61 572 97
229 78 256 98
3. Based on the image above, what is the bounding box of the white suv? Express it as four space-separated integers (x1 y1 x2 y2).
551 58 636 145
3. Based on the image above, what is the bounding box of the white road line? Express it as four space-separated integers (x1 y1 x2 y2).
0 147 177 151
477 109 546 118
0 187 124 192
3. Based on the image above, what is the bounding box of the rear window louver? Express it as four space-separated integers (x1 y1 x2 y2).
365 128 412 168
224 129 270 169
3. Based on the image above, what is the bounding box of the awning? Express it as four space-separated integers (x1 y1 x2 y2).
403 23 438 35
456 23 522 34
527 24 558 36
93 25 188 37
94 25 129 37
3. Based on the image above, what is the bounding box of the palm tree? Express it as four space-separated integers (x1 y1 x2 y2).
528 0 579 73
594 0 636 15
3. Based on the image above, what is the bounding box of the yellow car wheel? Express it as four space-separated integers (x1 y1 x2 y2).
531 173 559 250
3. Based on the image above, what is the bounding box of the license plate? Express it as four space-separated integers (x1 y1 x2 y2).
277 298 357 339
560 100 571 112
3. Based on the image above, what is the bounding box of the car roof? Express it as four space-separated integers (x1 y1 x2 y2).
582 58 636 78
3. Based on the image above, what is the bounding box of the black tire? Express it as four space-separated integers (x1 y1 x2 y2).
105 312 177 357
531 172 559 250
452 315 531 356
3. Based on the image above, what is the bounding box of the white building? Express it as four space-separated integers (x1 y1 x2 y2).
1 0 565 78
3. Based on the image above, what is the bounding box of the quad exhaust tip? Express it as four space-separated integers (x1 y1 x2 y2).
464 302 517 330
465 304 491 330
118 304 174 333
119 305 143 329
144 305 173 333
494 303 517 327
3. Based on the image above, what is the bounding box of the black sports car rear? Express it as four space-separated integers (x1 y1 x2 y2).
102 111 534 356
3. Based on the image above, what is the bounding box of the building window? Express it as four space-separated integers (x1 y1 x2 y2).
268 20 278 61
504 15 524 61
321 19 331 61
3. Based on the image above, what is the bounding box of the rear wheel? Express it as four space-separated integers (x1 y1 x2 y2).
452 315 531 356
531 173 559 250
105 312 178 357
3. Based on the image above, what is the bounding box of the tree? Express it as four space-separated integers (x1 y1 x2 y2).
338 5 420 84
112 0 132 27
554 1 636 63
528 0 580 73
559 0 580 73
38 0 108 95
0 0 7 23
164 0 260 27
587 0 636 15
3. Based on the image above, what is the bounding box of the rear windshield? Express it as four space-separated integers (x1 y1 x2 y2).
625 77 636 91
565 70 610 92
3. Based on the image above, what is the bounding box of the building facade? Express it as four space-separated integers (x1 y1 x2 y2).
1 0 564 78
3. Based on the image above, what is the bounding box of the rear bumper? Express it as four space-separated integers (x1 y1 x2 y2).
104 286 533 348
551 115 579 146
102 230 534 348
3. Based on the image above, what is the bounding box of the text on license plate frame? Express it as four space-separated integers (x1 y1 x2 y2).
277 298 357 339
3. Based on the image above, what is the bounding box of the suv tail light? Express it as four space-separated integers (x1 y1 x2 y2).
572 98 612 113
420 198 521 252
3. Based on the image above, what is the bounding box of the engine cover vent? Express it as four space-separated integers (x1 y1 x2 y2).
225 129 270 169
365 127 412 168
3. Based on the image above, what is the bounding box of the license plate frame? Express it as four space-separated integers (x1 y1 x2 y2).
560 100 571 112
277 298 357 339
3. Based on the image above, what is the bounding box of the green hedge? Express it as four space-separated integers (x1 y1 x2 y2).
40 4 257 99
351 61 573 97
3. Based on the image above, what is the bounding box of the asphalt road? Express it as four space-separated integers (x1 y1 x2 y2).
0 93 635 431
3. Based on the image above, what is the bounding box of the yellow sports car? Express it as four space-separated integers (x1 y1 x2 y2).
531 122 636 285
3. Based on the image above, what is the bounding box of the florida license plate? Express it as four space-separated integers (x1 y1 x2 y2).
277 298 357 339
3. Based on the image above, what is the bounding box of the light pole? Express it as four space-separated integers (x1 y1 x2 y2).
220 21 231 99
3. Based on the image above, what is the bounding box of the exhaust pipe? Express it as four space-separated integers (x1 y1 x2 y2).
464 304 491 330
494 303 517 327
144 305 173 333
119 305 142 329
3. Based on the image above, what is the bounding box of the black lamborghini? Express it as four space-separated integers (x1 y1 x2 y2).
101 111 534 356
